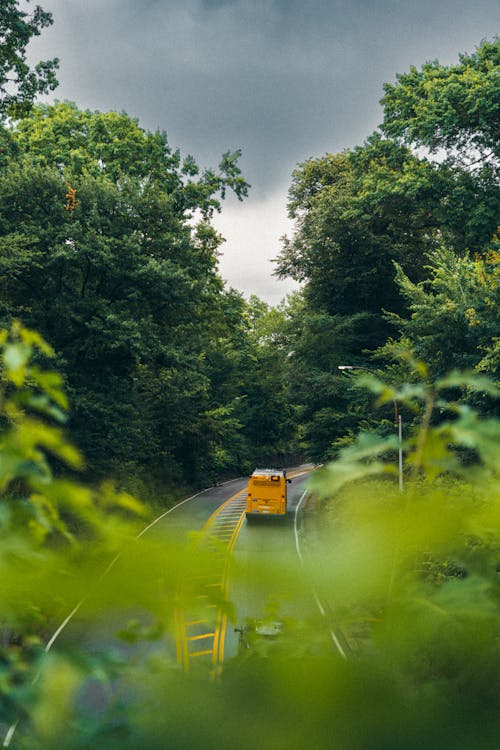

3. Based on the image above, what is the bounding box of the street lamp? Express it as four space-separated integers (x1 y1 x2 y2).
338 365 403 491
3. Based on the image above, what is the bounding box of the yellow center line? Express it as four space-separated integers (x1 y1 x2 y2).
187 632 216 641
176 486 247 672
175 609 183 667
214 509 246 671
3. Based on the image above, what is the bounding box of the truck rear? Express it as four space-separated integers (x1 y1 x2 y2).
245 469 289 520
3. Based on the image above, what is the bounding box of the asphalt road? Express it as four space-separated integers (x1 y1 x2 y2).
157 465 314 670
224 471 314 660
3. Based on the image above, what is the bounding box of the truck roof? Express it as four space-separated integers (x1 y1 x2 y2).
251 468 286 477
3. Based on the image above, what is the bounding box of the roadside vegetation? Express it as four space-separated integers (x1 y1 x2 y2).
277 39 499 458
0 3 498 747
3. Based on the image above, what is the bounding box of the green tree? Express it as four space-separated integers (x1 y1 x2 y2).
279 295 390 462
192 291 299 477
0 1 58 118
381 38 500 173
238 295 298 465
277 134 498 319
274 142 442 459
276 41 500 462
276 144 434 317
4 334 500 749
11 102 248 215
0 103 250 489
0 101 299 488
381 245 500 386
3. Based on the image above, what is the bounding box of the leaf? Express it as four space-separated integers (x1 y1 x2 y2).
19 327 54 358
30 367 68 410
436 370 500 397
16 392 68 423
3 343 30 385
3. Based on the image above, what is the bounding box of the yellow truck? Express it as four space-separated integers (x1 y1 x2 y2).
245 468 290 520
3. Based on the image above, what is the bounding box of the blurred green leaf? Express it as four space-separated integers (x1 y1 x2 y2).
436 370 500 397
3 343 30 386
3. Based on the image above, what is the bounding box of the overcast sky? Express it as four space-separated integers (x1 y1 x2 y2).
28 0 499 304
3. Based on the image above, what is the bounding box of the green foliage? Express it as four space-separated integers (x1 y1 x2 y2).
305 366 500 748
277 145 425 316
314 361 499 493
0 102 279 489
11 102 248 216
277 39 500 464
237 295 298 464
379 246 500 395
1 31 499 747
0 1 59 118
381 38 500 173
2 344 499 749
279 295 388 461
0 322 146 728
197 291 299 475
277 124 498 322
0 320 146 537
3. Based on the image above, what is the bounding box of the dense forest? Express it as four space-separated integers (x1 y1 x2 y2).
0 2 499 748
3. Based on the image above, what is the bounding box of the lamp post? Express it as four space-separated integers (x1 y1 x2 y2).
338 365 403 491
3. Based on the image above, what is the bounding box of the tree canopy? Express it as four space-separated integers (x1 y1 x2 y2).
11 101 249 215
276 38 500 459
0 1 59 117
0 99 302 488
382 244 500 385
381 38 500 174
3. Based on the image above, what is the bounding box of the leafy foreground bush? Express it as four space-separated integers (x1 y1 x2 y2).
1 328 499 749
0 323 146 736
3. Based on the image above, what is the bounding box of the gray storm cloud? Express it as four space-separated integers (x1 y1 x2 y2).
30 0 500 188
26 0 500 301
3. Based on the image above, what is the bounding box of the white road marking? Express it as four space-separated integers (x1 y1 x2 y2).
293 488 308 562
293 487 347 660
